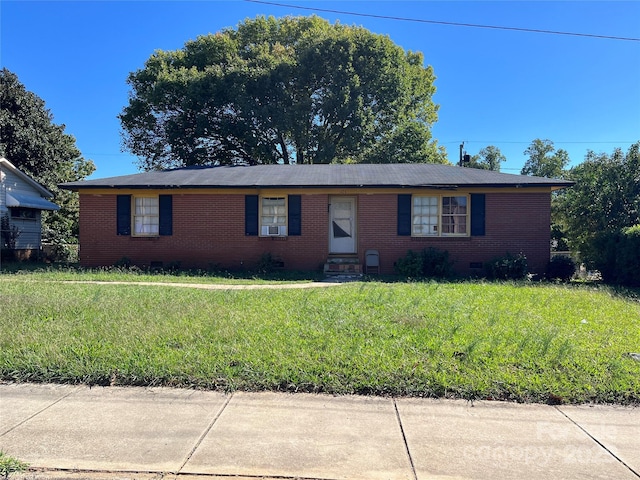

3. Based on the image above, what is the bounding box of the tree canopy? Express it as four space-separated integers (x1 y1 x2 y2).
521 139 569 178
555 142 640 254
120 15 447 170
0 68 95 247
467 145 505 171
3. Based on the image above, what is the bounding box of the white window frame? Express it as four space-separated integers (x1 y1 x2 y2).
132 196 159 236
260 196 287 236
412 194 469 237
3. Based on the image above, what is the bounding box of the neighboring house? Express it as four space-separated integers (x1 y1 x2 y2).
61 164 573 275
0 157 60 259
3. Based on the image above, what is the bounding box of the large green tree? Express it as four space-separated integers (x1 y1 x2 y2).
520 139 571 252
467 145 506 171
521 139 569 178
555 142 640 256
0 68 95 247
120 15 447 170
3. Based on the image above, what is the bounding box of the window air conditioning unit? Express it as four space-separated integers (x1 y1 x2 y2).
262 225 287 236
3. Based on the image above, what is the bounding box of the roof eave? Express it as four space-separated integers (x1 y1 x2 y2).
61 182 575 190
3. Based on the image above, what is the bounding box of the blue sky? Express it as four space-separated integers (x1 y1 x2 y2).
2 1 639 179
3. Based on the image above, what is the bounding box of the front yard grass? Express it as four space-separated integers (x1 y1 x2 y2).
1 272 639 404
0 262 324 284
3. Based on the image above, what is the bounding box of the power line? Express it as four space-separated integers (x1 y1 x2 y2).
440 141 637 145
245 0 640 42
84 140 638 158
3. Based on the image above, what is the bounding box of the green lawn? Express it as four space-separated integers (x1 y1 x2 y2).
0 263 323 284
1 270 639 404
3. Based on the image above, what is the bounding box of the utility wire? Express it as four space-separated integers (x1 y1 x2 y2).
84 140 638 157
440 141 637 145
245 0 640 42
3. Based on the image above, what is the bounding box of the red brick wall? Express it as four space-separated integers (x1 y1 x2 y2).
79 193 330 271
78 191 551 275
357 192 551 276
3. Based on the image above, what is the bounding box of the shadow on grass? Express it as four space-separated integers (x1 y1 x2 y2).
3 260 640 300
0 260 327 282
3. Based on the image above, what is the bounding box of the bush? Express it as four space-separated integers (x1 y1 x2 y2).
587 225 640 287
114 256 133 268
395 248 453 279
485 252 528 280
547 255 577 282
256 252 284 274
43 243 79 263
394 249 423 278
616 225 640 287
587 232 615 283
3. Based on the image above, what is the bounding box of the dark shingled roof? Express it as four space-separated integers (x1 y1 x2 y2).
61 163 574 190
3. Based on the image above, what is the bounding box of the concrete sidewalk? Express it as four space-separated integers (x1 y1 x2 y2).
1 383 638 480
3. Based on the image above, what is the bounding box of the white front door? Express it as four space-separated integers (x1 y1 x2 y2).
329 197 356 254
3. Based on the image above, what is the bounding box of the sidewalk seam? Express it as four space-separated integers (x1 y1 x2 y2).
554 406 640 478
393 399 418 480
0 385 80 437
176 392 234 474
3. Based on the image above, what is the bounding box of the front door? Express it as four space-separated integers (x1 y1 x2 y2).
329 197 356 254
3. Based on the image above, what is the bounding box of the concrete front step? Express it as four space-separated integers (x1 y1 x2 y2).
324 263 361 274
324 259 361 274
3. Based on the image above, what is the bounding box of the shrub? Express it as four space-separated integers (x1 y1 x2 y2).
256 252 284 274
589 225 640 287
616 225 640 287
114 256 133 268
485 252 528 280
547 255 577 282
394 249 423 278
163 261 182 273
395 248 453 279
45 243 79 263
588 232 617 283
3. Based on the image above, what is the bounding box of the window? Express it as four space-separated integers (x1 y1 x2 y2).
442 196 468 235
260 197 287 236
10 208 37 220
133 196 159 235
245 195 301 237
412 196 438 236
117 194 171 236
412 195 468 237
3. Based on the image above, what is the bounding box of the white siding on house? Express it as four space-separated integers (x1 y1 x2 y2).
2 167 44 197
1 160 58 251
10 214 43 249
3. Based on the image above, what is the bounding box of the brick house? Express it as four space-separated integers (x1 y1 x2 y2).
61 164 573 275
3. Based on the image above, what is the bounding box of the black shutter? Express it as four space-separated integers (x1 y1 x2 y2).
116 195 131 236
470 194 486 236
397 194 412 236
245 195 259 236
288 195 301 236
159 195 173 236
